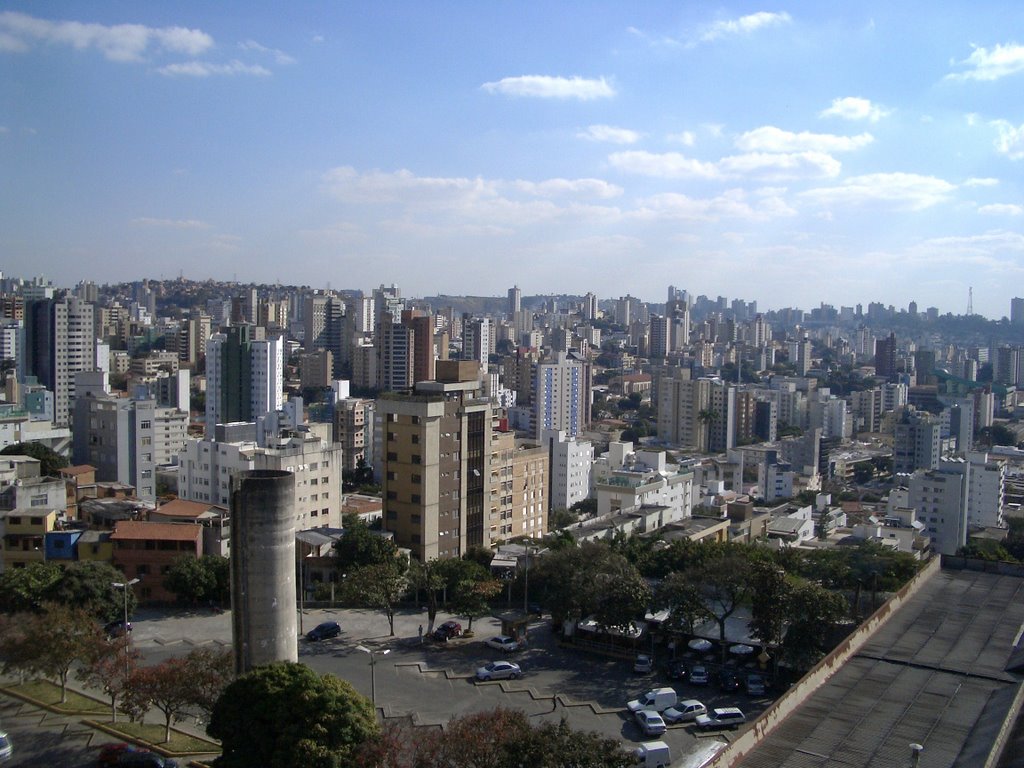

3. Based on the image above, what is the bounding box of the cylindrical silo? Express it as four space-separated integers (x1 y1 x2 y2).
231 469 297 674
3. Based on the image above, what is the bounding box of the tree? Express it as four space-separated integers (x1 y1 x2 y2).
342 561 409 636
209 661 378 768
654 571 709 636
0 613 38 684
47 561 137 622
408 559 446 635
123 657 197 743
781 581 848 672
77 633 141 722
25 604 101 702
0 442 68 476
0 561 62 613
163 555 229 606
335 514 399 573
182 647 234 722
450 578 502 631
748 561 790 672
695 552 754 662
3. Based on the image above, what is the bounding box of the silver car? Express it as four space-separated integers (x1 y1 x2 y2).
476 660 522 681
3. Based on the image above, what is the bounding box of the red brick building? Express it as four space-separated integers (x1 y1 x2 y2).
110 521 203 603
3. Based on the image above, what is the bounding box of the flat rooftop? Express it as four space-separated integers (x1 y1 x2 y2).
738 567 1024 768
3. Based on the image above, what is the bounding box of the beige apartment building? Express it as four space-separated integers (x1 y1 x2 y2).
490 430 548 543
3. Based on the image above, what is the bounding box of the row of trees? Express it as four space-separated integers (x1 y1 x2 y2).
210 662 632 768
0 560 137 621
0 603 232 739
527 537 918 673
333 515 503 636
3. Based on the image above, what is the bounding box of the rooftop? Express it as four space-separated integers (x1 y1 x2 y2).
736 565 1024 768
111 521 203 542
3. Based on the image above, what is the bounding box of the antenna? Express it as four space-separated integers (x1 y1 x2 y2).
967 287 973 316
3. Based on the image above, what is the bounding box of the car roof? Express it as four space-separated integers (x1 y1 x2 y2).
713 707 744 715
679 699 703 706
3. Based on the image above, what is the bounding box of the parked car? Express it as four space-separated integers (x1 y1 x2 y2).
633 654 653 673
633 740 671 768
305 621 341 641
475 661 522 681
97 743 135 766
719 668 740 692
744 673 767 697
104 620 132 638
485 635 519 652
627 687 678 714
689 664 710 685
0 731 11 763
695 707 747 730
665 659 688 680
662 699 707 724
433 620 463 641
634 709 668 737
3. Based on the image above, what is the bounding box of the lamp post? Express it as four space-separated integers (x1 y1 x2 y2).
111 578 140 681
356 645 390 710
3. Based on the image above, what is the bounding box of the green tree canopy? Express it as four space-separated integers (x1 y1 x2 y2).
163 555 230 606
0 441 69 476
341 560 409 636
335 514 400 572
47 561 137 622
0 561 62 613
210 661 379 768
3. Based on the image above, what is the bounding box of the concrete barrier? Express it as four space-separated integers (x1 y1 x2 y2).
704 556 942 767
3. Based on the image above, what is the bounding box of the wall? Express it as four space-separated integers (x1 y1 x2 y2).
705 555 942 767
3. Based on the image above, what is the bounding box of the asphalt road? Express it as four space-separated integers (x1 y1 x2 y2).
0 605 773 765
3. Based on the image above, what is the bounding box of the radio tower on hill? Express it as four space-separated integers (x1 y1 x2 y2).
967 287 973 316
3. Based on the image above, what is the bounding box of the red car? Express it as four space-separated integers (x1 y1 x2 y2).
433 620 463 641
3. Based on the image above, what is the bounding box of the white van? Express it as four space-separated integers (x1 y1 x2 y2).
634 740 671 768
627 687 678 713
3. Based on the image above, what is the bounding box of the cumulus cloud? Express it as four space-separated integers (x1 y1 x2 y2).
158 60 271 77
481 75 615 100
978 203 1023 216
700 11 792 42
512 178 623 198
0 10 212 62
667 131 696 146
238 39 294 65
632 188 795 222
608 148 839 181
965 177 999 187
577 125 640 144
607 150 722 179
802 172 956 210
948 43 1024 81
991 119 1024 159
735 126 874 153
819 96 891 122
719 151 841 179
132 217 210 229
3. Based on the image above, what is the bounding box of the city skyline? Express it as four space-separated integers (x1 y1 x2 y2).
2 2 1023 316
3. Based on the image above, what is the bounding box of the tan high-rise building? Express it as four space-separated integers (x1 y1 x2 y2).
377 361 491 561
489 430 548 543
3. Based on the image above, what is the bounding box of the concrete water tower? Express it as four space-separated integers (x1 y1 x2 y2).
230 469 297 674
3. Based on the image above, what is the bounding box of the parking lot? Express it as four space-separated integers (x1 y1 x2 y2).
1 605 775 765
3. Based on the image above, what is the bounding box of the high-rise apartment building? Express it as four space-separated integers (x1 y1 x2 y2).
542 429 593 512
205 326 284 438
1011 297 1024 326
875 332 898 381
533 352 590 441
303 293 346 377
377 361 492 561
375 312 415 392
507 286 521 316
24 295 95 426
893 407 942 474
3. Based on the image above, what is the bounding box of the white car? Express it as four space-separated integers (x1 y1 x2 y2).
662 699 706 723
634 709 667 737
0 730 10 762
695 707 747 730
485 635 520 652
476 661 522 681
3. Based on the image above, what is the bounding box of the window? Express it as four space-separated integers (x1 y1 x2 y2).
411 494 421 504
411 434 420 444
412 474 421 484
387 452 398 462
30 495 47 507
388 432 397 442
387 471 396 481
140 420 151 430
412 454 422 465
387 491 398 500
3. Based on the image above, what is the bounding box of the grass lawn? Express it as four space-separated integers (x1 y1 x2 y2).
3 679 108 714
97 720 221 755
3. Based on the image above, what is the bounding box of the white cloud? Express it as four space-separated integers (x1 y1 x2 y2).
481 75 615 100
0 10 212 62
719 151 841 179
667 131 696 146
158 60 271 77
131 217 210 229
701 11 792 42
802 172 956 211
819 96 891 122
607 150 722 179
239 40 294 65
948 43 1024 81
512 178 623 199
632 188 795 222
978 203 1023 216
991 119 1024 159
735 126 874 153
965 177 999 187
577 125 640 144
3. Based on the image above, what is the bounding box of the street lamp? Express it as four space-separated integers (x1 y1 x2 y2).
356 645 390 710
111 578 140 681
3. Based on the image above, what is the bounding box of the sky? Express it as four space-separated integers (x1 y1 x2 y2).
2 2 1024 317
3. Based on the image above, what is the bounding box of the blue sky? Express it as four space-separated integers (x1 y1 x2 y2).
2 2 1023 317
